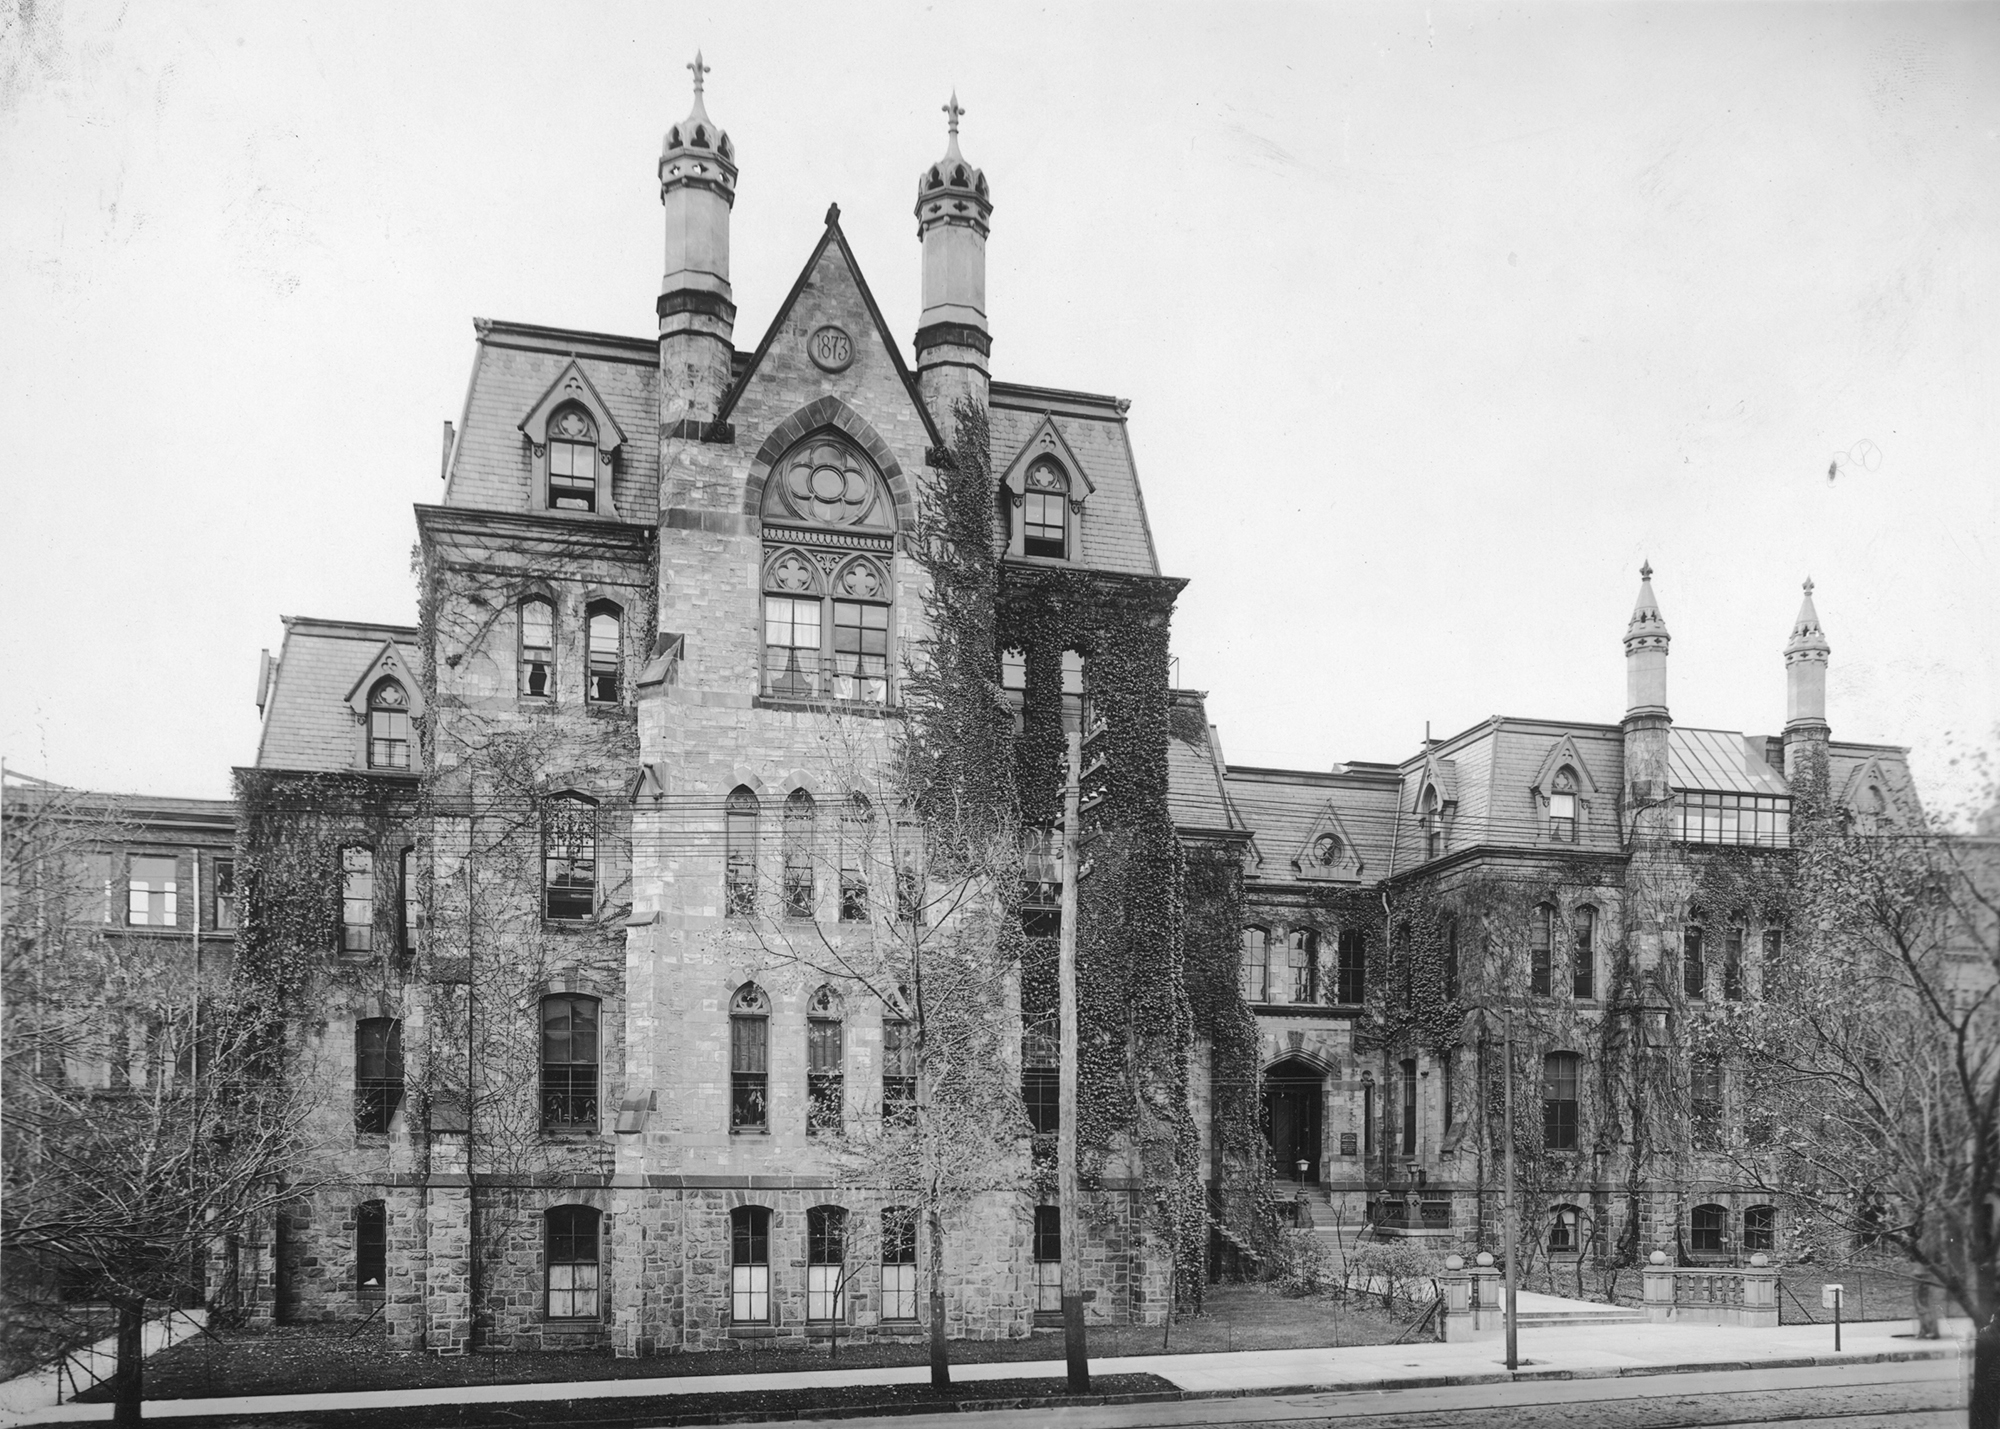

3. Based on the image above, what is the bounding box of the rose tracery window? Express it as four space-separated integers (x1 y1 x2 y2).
765 438 893 530
761 550 891 704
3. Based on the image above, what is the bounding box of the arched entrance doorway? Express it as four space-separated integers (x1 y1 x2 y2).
1263 1058 1323 1183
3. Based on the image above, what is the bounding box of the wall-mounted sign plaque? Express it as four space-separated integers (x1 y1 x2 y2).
808 325 854 373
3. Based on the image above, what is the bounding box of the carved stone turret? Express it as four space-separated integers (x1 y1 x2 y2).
659 52 737 432
914 93 992 430
1782 578 1831 782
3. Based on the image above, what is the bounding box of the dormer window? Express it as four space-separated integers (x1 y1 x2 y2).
548 408 598 512
1421 787 1444 859
1022 460 1068 559
1549 767 1578 842
367 680 411 770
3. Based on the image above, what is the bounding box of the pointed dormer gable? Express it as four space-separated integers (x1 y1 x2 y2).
1532 734 1600 799
1411 754 1458 813
344 641 426 719
998 414 1096 501
1839 754 1910 829
996 413 1098 562
519 359 628 520
713 205 945 456
1290 802 1366 882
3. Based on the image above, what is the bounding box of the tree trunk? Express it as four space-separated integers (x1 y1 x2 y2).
112 1298 144 1426
1913 1278 1939 1340
927 1209 950 1389
1973 1318 1999 1429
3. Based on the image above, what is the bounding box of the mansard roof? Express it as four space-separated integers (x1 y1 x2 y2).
443 319 660 523
990 385 1159 577
255 616 423 774
1220 764 1402 886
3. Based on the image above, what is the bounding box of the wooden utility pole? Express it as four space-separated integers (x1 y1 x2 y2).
1502 1007 1518 1371
1057 729 1090 1393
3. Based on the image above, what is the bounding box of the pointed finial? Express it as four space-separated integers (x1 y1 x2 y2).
1803 576 1814 596
1640 560 1653 581
688 51 709 95
825 202 841 227
944 91 965 136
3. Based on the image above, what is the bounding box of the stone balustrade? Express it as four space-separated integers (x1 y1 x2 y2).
1641 1250 1779 1327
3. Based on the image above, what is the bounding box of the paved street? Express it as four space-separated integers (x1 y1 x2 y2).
781 1360 1966 1429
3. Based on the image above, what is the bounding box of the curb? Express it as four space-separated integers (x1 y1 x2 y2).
10 1344 1968 1428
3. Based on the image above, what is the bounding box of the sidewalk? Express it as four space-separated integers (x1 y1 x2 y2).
4 1315 1971 1427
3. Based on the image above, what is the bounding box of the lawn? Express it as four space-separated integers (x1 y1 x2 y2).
86 1281 1412 1403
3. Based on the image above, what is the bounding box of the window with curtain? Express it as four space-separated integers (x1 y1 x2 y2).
1543 1051 1579 1151
540 995 599 1131
586 603 621 704
839 794 871 921
726 787 759 916
807 1205 847 1322
520 598 554 697
1239 927 1269 1002
367 679 411 770
354 1018 403 1133
783 790 817 918
1530 903 1553 995
340 848 373 952
128 854 178 927
1547 1204 1581 1254
730 983 769 1131
806 985 843 1136
546 1205 601 1317
543 795 596 920
880 1207 917 1320
1573 905 1596 999
730 1206 771 1322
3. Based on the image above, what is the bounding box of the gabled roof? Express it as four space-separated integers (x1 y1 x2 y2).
713 206 946 453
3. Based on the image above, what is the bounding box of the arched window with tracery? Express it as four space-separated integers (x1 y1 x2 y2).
547 406 598 512
783 789 817 918
806 984 844 1135
367 679 411 770
759 433 897 704
1022 459 1069 559
725 787 759 916
730 983 769 1131
1549 766 1578 842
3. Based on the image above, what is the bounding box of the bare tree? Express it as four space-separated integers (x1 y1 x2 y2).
3 776 325 1425
1710 758 1999 1428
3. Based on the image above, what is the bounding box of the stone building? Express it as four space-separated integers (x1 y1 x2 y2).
13 68 1940 1355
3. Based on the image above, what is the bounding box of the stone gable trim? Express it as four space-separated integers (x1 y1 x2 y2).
518 360 628 450
1531 733 1602 797
414 504 656 558
742 395 917 531
711 213 946 454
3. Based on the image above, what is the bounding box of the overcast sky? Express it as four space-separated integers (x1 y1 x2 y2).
3 1 1995 815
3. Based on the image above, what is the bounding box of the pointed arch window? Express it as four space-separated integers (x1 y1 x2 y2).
784 790 817 918
1549 767 1579 842
547 406 598 512
520 598 554 698
730 983 770 1132
1421 787 1444 860
585 602 621 704
1530 903 1554 996
543 794 596 921
806 985 844 1135
1573 905 1597 999
725 787 759 916
1022 459 1069 559
1722 921 1745 1001
367 679 411 770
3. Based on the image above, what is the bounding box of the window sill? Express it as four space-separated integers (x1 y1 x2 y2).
542 1128 601 1141
753 696 902 720
543 1319 608 1334
542 918 599 932
730 1127 770 1137
728 1325 781 1339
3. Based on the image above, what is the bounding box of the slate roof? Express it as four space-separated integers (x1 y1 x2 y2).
1222 767 1403 882
443 321 661 523
1165 693 1240 833
255 617 423 773
990 384 1160 577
